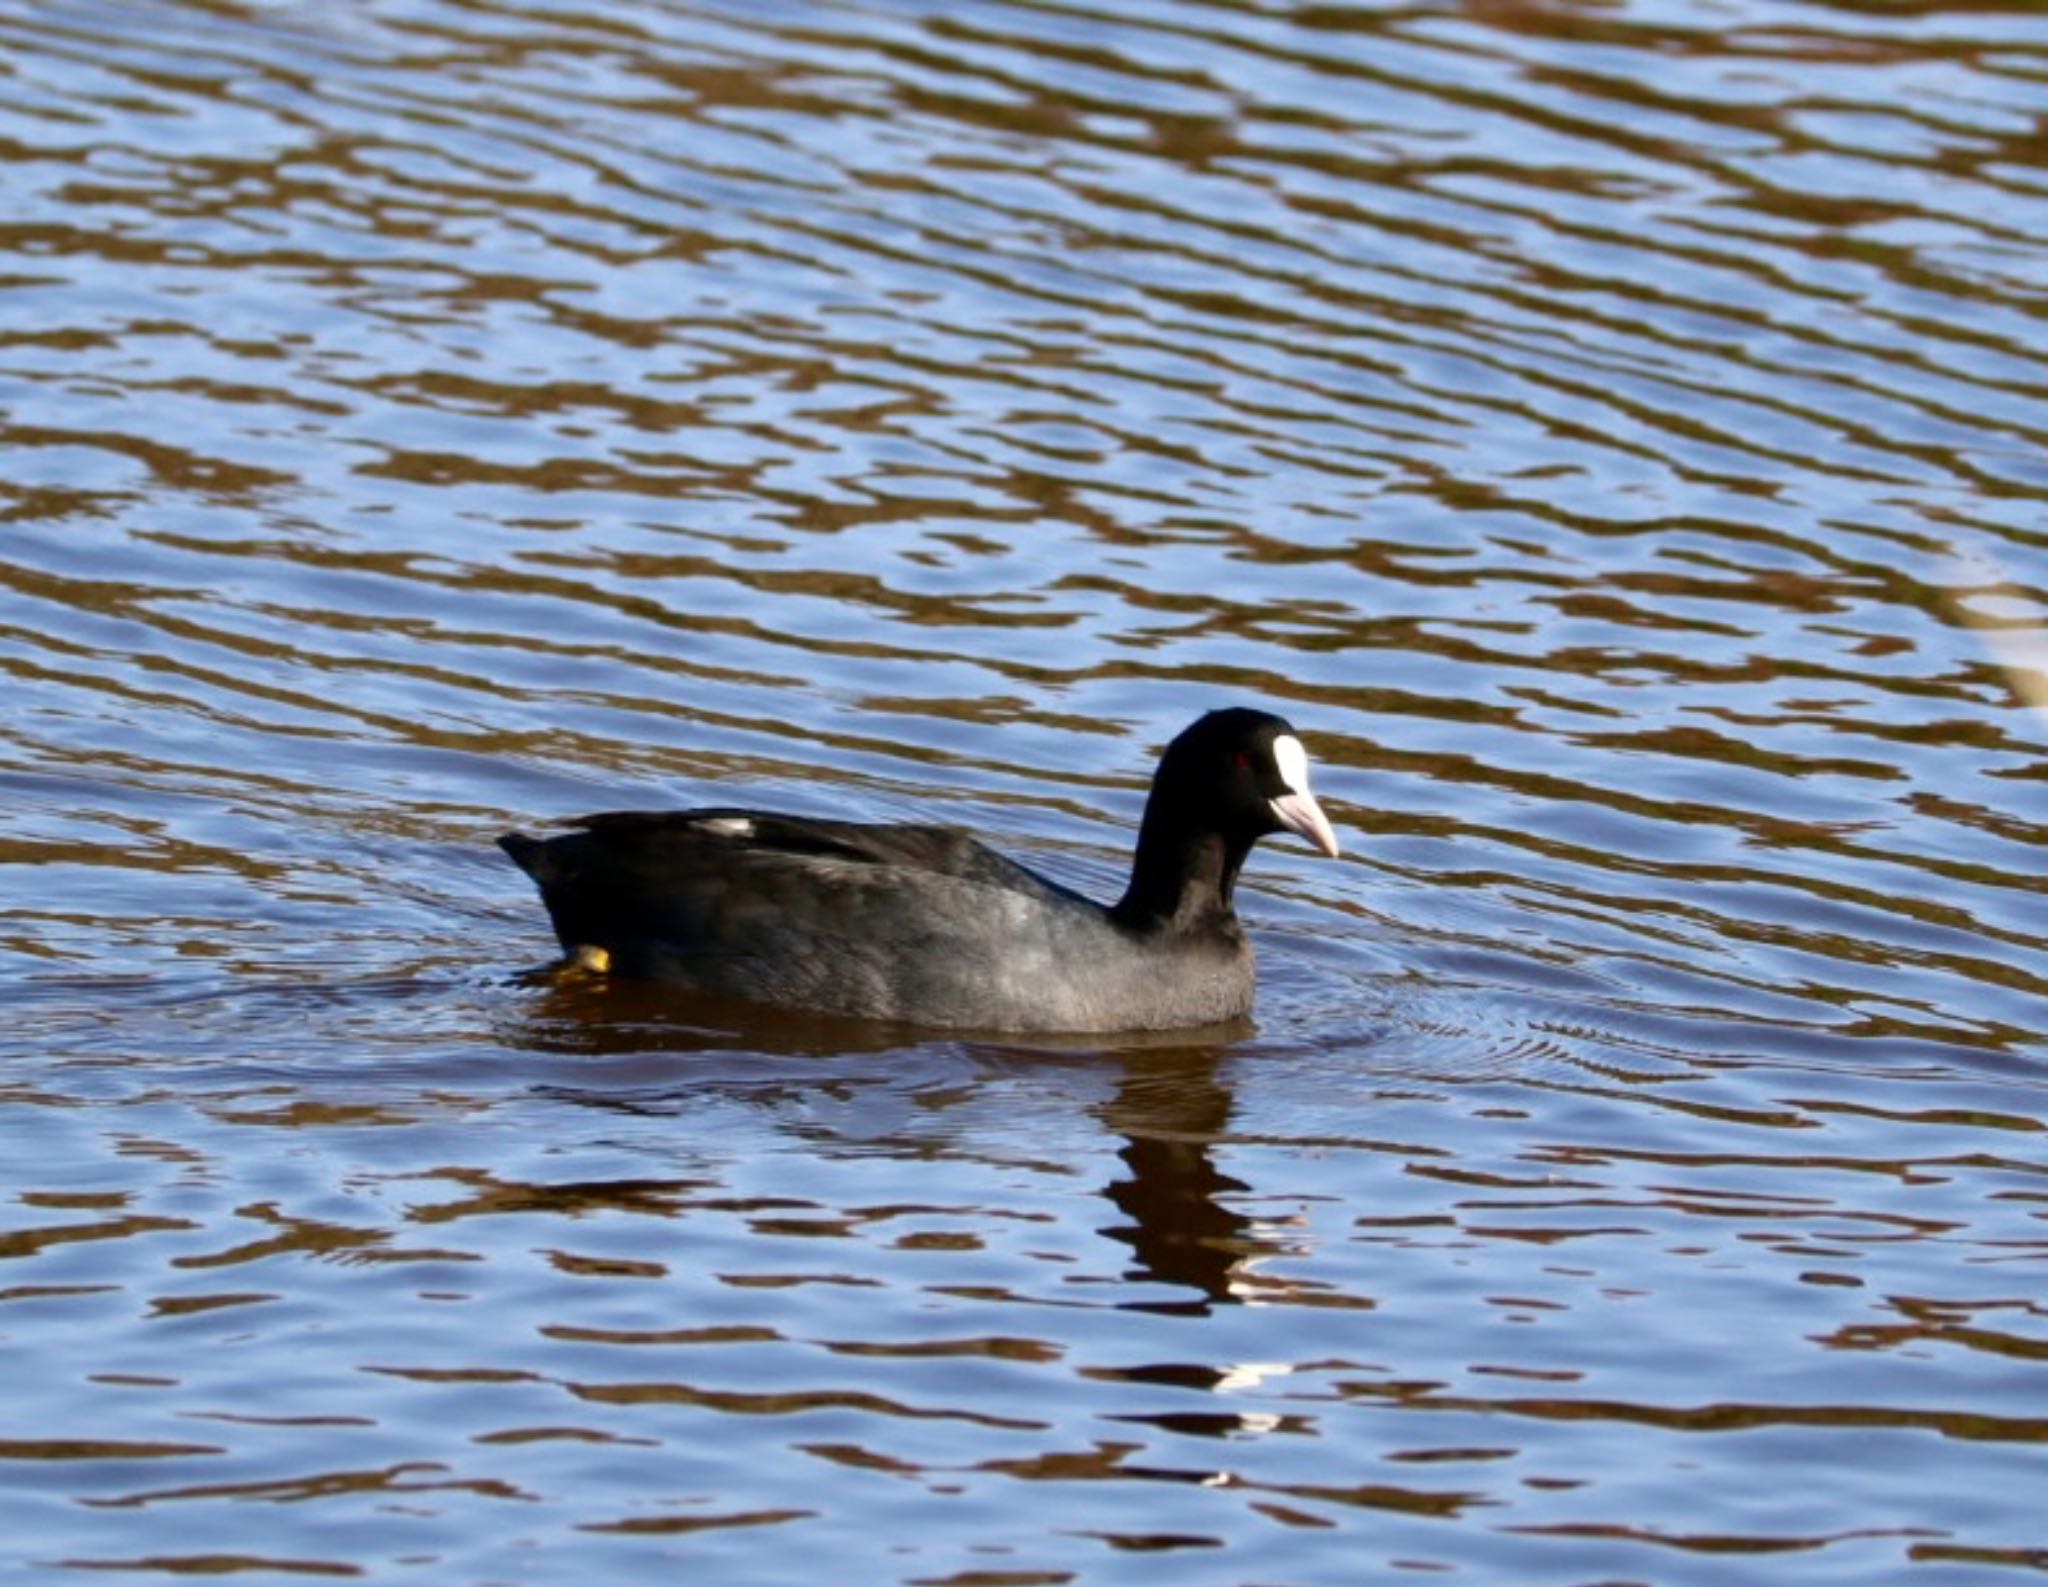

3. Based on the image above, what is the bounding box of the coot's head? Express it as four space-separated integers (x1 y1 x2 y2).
1153 708 1340 857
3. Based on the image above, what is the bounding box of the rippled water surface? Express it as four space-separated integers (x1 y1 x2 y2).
5 0 2048 1580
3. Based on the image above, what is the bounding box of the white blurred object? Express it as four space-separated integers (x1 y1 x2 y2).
1948 551 2048 717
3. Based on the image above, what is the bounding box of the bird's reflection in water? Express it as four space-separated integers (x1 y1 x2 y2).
508 978 1286 1315
1089 1043 1317 1454
1094 1043 1254 1316
508 979 1305 1444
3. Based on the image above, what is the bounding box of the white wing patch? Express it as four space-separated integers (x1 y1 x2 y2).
695 816 755 838
1271 733 1311 795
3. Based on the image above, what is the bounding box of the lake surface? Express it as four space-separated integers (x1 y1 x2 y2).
4 0 2048 1581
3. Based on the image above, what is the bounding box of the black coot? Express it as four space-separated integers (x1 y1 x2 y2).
499 707 1339 1032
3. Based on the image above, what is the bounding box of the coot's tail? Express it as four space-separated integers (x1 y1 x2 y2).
497 831 553 882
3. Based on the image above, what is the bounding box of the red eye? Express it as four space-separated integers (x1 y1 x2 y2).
1234 752 1252 770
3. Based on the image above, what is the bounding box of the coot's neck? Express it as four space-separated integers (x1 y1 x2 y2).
1110 800 1253 935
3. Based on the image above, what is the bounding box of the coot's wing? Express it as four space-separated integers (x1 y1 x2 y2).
562 808 1080 899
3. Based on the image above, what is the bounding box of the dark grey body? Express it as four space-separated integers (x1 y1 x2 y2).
500 810 1254 1033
